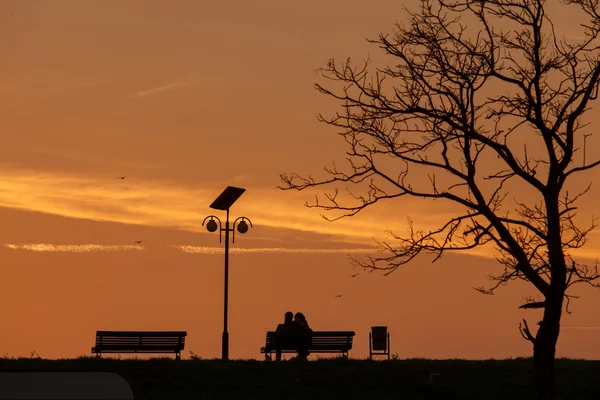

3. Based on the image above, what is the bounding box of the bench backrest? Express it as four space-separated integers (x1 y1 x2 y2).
265 331 355 350
95 331 187 348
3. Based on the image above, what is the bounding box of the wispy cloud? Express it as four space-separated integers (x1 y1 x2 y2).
4 244 143 252
170 245 379 255
133 72 202 97
2 243 378 254
133 81 190 97
2 168 597 260
0 168 429 245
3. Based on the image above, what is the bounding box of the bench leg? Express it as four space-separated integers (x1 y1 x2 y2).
176 352 181 360
276 350 282 362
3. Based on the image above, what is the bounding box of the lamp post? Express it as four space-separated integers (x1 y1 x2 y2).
202 186 253 360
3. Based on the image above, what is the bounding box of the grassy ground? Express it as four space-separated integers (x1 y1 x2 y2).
1 357 599 399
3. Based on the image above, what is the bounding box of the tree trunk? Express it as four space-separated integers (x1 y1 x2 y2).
532 190 566 400
533 333 557 399
532 291 563 399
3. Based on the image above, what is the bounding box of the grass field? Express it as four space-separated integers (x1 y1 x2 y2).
1 356 599 399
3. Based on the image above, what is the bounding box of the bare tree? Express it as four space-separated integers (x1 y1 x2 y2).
279 0 600 398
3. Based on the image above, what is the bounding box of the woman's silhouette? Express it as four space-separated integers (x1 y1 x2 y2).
294 312 312 359
294 312 310 329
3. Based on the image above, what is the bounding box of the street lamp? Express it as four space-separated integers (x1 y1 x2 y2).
202 186 253 360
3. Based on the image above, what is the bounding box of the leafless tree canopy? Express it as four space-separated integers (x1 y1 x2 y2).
280 0 600 303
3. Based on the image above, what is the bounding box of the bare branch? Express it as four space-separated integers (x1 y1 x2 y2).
519 319 537 343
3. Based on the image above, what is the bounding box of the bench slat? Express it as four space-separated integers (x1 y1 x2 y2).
93 345 184 351
92 330 187 359
265 331 355 336
96 338 184 342
96 331 187 337
261 330 355 359
265 338 353 342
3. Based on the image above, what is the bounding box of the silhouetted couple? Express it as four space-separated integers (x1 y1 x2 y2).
275 311 313 360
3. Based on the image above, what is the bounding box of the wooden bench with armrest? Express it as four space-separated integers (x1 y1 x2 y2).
91 331 187 360
260 331 355 361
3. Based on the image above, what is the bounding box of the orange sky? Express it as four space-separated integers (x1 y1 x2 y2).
1 0 600 360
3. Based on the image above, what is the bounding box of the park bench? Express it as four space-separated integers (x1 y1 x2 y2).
91 331 187 360
260 331 355 361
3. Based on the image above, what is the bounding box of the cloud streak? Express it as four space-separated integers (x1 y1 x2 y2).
3 244 143 252
1 168 597 260
2 243 378 254
133 81 190 97
170 245 379 255
133 72 203 97
0 168 444 246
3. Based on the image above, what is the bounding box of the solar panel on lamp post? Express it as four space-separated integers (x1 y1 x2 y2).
202 186 253 360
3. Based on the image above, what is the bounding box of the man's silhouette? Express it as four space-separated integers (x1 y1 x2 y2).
274 311 300 361
276 312 297 333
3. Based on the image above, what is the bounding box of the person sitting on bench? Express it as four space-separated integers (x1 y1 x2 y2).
276 311 297 333
275 311 310 359
294 312 312 359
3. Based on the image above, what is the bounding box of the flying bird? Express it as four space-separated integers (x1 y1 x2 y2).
349 273 360 278
335 294 342 298
116 176 127 180
134 240 143 244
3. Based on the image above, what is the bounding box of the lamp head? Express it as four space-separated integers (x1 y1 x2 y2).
206 219 218 232
237 219 249 234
